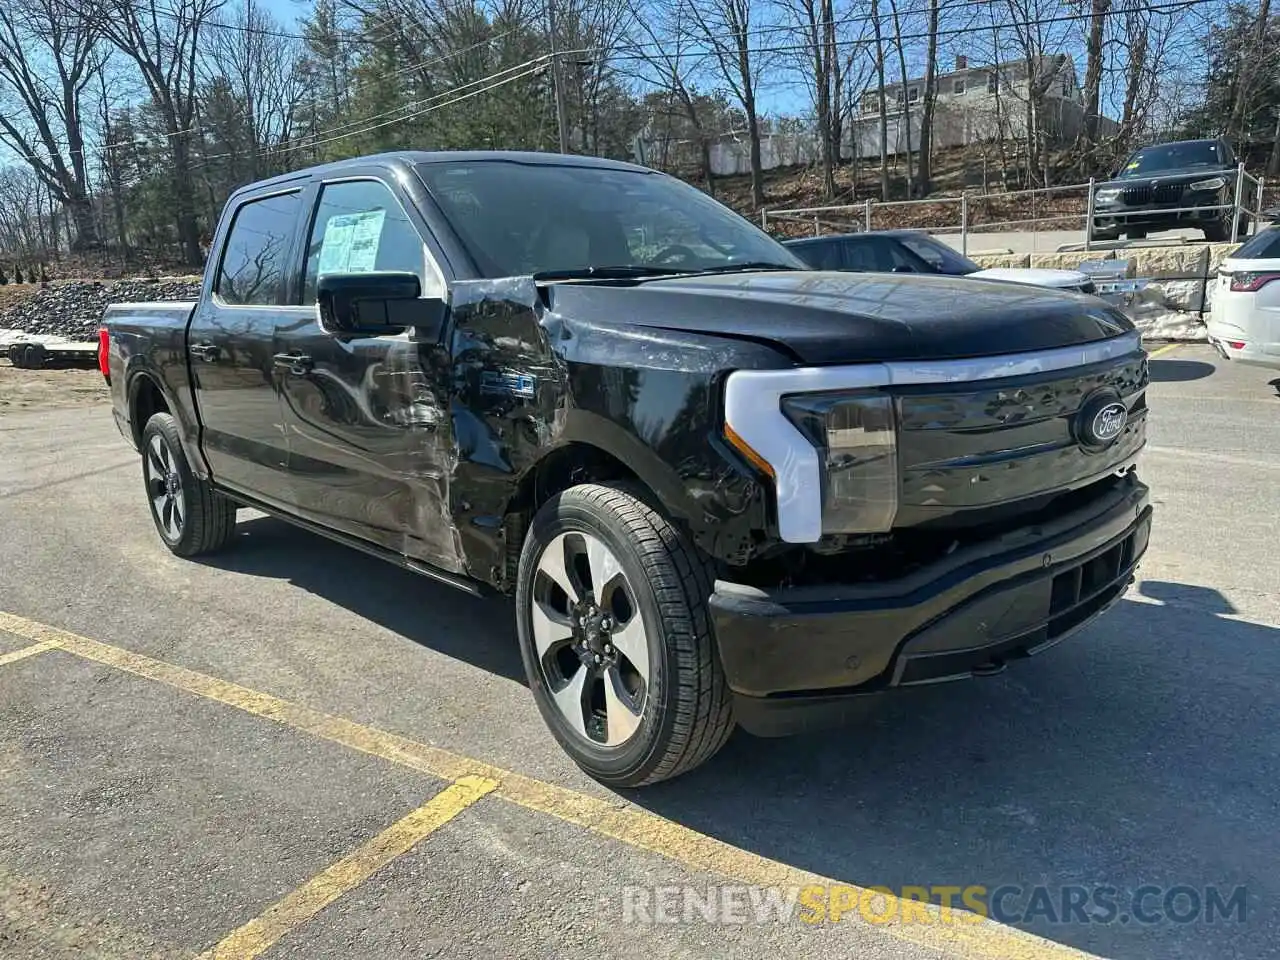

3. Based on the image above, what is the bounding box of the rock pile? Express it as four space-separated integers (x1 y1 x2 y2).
0 277 202 343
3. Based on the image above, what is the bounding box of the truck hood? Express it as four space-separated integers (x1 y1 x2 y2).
1096 165 1235 191
546 270 1131 365
969 267 1090 288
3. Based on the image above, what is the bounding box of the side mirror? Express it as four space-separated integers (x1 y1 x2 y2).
317 271 445 337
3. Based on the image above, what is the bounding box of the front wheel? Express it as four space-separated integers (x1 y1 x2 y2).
515 483 734 787
140 413 237 557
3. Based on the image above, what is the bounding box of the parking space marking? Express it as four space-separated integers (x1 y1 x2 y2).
0 610 1099 960
196 775 498 960
1146 343 1182 359
0 639 58 667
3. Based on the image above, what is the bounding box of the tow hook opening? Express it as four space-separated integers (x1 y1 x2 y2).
971 660 1007 678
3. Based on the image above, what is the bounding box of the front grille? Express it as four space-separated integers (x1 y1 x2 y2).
893 354 1148 527
1122 184 1183 206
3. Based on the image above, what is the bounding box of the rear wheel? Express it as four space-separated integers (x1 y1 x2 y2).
140 413 237 557
1090 224 1121 243
515 483 734 787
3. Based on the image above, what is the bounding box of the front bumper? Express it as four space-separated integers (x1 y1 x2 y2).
1093 196 1225 231
711 475 1151 736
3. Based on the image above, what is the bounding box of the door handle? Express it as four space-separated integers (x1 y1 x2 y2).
273 352 314 376
189 342 220 362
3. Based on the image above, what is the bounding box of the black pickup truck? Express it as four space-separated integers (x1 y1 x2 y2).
102 150 1152 786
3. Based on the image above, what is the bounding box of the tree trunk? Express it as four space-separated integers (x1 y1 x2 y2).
1229 0 1271 140
1081 0 1110 153
1120 29 1147 148
67 193 98 253
917 0 939 196
872 0 889 201
170 130 202 266
888 0 913 198
1267 112 1280 176
746 93 765 208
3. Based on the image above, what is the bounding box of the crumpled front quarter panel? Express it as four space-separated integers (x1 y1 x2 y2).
446 279 792 586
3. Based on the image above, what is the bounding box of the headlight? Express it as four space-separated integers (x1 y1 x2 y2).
1189 177 1226 192
780 392 898 534
1095 188 1122 202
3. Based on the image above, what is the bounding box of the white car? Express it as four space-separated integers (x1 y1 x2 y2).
783 231 1099 294
1207 226 1280 369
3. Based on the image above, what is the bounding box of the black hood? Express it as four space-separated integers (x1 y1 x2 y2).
545 271 1132 365
1097 164 1235 191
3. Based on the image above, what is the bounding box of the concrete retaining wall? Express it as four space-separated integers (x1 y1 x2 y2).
970 242 1244 340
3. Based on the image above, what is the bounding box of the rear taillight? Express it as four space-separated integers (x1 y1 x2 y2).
1227 341 1246 350
97 327 110 380
1229 272 1280 292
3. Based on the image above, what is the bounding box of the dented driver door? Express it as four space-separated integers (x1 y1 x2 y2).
274 175 461 572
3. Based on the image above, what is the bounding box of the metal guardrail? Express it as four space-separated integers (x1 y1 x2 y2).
762 164 1268 254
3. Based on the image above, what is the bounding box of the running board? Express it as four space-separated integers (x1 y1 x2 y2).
214 486 490 598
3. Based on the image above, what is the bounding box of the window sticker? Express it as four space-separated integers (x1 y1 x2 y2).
317 209 386 274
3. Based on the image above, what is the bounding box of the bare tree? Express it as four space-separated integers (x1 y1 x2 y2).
778 0 846 199
204 0 307 183
1227 0 1271 141
1078 0 1109 155
870 0 889 199
886 0 914 197
0 0 107 250
620 0 717 193
683 0 767 207
915 0 939 195
1001 0 1073 187
99 0 225 265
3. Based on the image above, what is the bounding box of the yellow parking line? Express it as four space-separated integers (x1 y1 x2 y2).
1146 343 1182 359
0 611 1097 960
0 639 59 667
195 775 497 960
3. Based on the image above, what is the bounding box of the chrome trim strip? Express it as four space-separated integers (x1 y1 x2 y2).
723 332 1144 544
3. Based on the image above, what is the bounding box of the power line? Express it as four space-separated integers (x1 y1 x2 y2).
607 0 1219 64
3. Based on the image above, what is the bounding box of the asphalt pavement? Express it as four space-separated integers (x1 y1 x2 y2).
1 344 1278 960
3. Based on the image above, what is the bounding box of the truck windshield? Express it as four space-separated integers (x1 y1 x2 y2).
1117 142 1224 178
416 160 804 278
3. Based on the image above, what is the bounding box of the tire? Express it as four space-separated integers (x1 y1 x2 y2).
140 412 237 557
21 344 43 369
515 483 734 787
1126 227 1148 241
1090 225 1120 243
1202 220 1228 243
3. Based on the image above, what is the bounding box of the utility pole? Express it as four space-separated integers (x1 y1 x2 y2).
546 0 570 153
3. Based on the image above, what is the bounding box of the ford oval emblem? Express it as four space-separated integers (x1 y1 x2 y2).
1078 394 1128 447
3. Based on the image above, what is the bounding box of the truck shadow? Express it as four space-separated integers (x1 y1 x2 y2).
193 521 1272 958
627 584 1277 960
1146 358 1216 382
195 514 526 684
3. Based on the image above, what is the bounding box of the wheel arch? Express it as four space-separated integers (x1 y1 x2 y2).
499 425 700 588
125 369 206 477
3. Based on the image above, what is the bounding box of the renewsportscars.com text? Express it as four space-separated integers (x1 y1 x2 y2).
620 884 1248 927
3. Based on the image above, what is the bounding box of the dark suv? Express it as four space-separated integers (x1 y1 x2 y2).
1090 138 1246 242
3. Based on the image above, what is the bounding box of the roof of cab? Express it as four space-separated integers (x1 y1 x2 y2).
230 150 655 199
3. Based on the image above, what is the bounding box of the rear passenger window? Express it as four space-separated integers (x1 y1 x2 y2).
795 240 844 271
842 240 881 271
215 192 301 305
